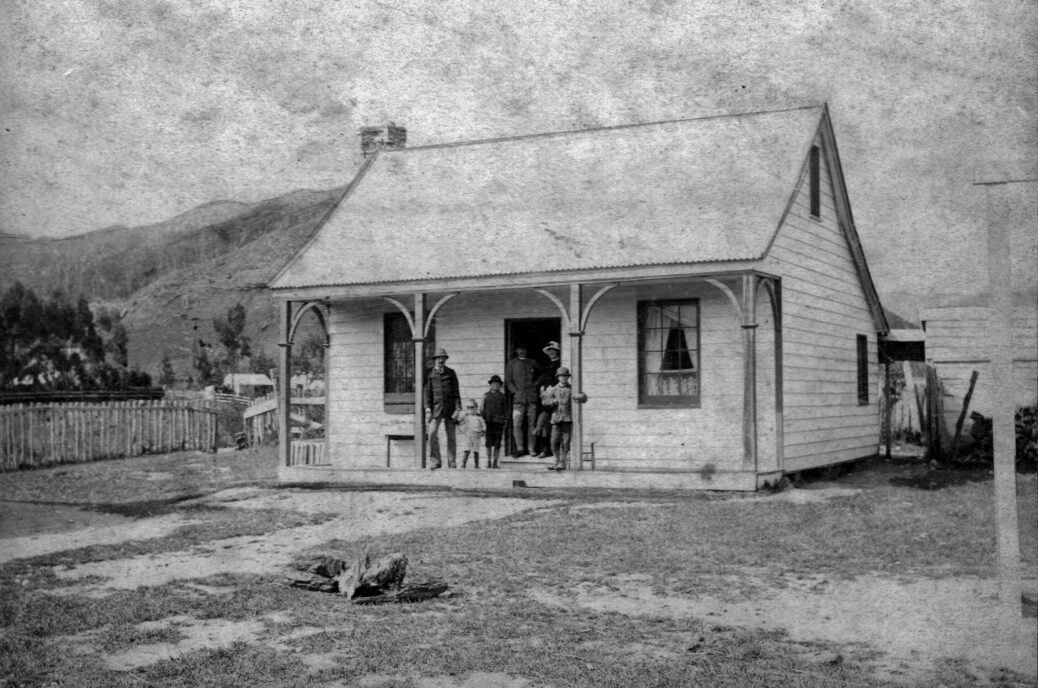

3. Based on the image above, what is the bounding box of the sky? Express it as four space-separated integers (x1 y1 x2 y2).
1 0 1035 318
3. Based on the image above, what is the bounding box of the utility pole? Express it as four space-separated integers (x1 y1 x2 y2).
975 171 1036 615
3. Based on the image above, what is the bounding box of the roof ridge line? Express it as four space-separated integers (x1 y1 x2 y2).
400 104 825 153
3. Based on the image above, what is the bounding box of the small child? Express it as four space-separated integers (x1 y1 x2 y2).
481 375 508 468
458 398 487 468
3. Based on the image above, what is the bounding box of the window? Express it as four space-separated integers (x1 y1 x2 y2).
384 313 435 413
809 145 821 218
856 334 869 405
638 299 700 406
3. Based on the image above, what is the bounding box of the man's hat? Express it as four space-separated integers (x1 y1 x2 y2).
556 367 571 377
432 348 449 359
488 374 503 384
542 341 561 354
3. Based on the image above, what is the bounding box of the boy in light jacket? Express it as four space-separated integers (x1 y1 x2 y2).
544 367 587 472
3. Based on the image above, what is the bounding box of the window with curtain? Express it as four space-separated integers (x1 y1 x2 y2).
638 299 700 406
384 313 435 413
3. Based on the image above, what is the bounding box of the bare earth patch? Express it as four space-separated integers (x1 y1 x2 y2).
49 489 558 596
748 485 864 504
530 573 1038 682
103 616 267 670
335 672 534 688
0 508 200 564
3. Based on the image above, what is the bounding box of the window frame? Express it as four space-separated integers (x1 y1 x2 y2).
637 298 702 409
383 312 435 414
856 334 869 405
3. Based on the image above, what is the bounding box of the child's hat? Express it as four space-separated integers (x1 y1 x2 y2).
556 367 571 377
466 399 478 407
488 374 503 384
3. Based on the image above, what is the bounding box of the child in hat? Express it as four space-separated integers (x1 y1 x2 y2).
543 367 587 471
458 399 487 468
481 375 508 468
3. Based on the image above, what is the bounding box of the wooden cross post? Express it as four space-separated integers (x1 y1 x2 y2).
979 177 1023 612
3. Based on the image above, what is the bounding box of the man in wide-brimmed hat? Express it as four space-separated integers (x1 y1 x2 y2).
539 341 562 385
424 348 461 469
504 345 541 457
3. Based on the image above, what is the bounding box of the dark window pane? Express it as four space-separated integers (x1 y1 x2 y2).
857 334 869 404
810 145 821 218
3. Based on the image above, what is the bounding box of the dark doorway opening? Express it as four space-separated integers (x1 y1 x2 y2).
504 318 562 457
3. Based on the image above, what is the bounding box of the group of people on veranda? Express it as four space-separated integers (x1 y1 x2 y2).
423 342 587 472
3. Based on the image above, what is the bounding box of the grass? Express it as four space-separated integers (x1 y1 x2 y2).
0 445 277 505
0 450 1035 687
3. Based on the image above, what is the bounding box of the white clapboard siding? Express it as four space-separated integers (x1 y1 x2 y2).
763 132 880 471
921 306 1038 426
324 282 748 471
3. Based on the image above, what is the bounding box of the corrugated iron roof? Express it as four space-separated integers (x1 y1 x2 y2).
272 106 823 289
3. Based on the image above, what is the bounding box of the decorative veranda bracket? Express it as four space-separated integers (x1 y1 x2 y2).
534 283 618 333
288 301 331 347
383 293 458 339
704 275 779 329
382 296 417 337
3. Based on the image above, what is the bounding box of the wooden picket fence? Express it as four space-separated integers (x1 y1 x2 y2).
0 400 217 471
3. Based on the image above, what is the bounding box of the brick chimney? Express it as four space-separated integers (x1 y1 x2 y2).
360 124 407 156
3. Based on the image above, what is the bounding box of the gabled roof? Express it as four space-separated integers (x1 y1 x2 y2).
271 106 826 290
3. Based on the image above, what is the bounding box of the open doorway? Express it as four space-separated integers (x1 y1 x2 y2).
504 318 562 457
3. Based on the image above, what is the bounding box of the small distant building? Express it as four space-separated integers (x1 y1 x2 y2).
222 373 274 397
290 374 325 397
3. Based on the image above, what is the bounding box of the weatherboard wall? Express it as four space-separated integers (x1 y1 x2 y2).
322 282 751 471
763 133 880 472
921 306 1038 427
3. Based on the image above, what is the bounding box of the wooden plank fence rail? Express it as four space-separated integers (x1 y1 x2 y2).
243 396 325 447
289 439 328 466
0 400 217 471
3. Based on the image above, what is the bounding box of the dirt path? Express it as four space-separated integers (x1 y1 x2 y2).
44 488 559 595
531 573 1037 681
5 482 1036 685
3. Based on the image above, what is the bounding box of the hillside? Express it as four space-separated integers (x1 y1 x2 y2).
1 186 346 380
3 180 935 383
120 196 342 376
0 190 343 302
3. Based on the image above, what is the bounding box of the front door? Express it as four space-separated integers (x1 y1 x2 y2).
504 318 562 457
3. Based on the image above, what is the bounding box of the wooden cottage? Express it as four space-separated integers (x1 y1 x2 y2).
269 105 888 490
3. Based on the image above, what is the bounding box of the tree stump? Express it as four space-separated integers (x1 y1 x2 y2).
336 552 408 599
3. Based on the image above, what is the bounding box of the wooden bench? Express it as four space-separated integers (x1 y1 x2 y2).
385 434 415 467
